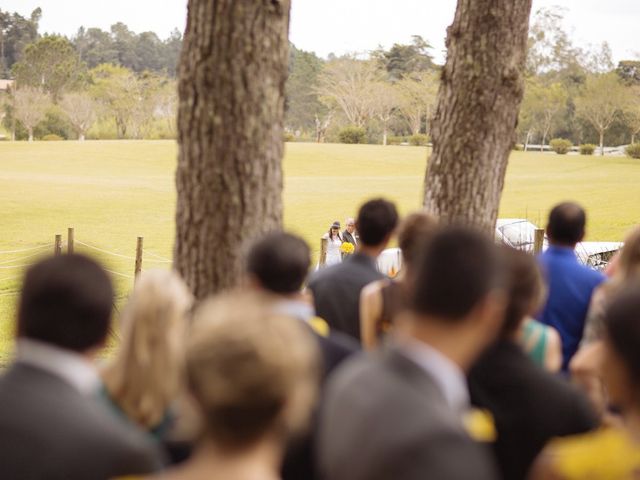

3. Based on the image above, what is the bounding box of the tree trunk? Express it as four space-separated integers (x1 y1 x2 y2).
524 130 531 151
175 0 290 299
423 0 532 233
28 127 33 142
383 124 388 146
632 133 636 145
600 131 604 156
79 132 85 141
541 131 547 152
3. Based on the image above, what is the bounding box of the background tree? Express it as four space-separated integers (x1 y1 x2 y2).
624 86 640 144
12 35 86 102
374 35 436 81
0 8 40 77
90 64 139 138
13 86 50 141
575 73 627 155
286 44 325 133
525 80 568 150
175 0 290 299
423 0 533 232
73 27 119 68
59 91 96 141
318 57 378 128
396 71 438 135
370 82 398 145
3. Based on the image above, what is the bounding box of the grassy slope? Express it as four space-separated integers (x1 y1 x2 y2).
1 140 639 360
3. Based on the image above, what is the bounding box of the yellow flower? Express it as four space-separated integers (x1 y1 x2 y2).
340 242 355 254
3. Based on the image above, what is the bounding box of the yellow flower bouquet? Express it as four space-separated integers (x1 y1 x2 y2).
340 242 355 255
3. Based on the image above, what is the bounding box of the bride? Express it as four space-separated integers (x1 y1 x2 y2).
321 221 343 267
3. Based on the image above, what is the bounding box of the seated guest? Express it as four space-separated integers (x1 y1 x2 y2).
309 198 399 341
0 254 161 480
246 232 358 480
101 270 193 442
536 202 605 371
360 212 438 349
319 227 506 480
531 282 640 479
146 293 320 480
468 248 597 480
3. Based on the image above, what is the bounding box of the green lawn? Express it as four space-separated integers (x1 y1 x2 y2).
1 140 640 362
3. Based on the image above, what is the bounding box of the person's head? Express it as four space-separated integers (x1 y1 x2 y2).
408 227 506 367
546 202 586 247
614 226 640 282
247 232 311 295
103 269 193 429
188 292 319 451
355 198 399 249
18 254 113 353
397 212 439 273
499 247 546 338
328 221 341 239
601 282 640 411
345 218 356 234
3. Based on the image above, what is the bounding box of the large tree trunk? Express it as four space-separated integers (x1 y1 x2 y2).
175 0 290 299
423 0 532 233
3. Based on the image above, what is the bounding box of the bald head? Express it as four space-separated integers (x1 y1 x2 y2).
546 202 586 247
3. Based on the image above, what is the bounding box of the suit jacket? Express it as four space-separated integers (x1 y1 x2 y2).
318 347 498 480
308 253 383 340
342 230 357 246
0 363 162 480
468 340 597 480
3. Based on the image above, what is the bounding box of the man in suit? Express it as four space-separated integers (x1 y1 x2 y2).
308 198 398 340
535 202 606 370
342 217 358 248
0 254 162 480
246 231 358 480
318 227 506 480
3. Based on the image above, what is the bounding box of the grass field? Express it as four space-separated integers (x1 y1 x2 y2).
1 140 640 361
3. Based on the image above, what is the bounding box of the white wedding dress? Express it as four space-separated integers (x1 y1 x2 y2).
325 236 343 266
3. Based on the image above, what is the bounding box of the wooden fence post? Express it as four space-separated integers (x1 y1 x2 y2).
54 234 62 256
534 228 545 255
67 227 74 254
135 236 143 281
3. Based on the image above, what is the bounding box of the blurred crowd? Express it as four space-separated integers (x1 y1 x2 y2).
0 198 638 480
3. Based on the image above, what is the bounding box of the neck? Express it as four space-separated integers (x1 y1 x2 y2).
181 436 282 480
550 241 577 250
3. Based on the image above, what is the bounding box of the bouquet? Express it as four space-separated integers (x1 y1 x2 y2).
340 242 355 255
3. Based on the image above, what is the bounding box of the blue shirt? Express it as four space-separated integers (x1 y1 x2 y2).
536 246 605 371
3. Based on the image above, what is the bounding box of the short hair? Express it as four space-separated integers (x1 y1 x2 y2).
188 292 319 448
397 212 439 268
604 282 640 386
410 227 503 322
546 202 586 246
356 198 399 246
500 247 546 336
18 254 113 352
247 232 310 294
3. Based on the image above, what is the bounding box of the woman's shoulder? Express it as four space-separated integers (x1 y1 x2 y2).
547 428 640 479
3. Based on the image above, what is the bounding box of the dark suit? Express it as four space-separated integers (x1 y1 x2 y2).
468 340 597 480
308 253 383 340
0 363 162 480
319 347 498 480
342 230 357 246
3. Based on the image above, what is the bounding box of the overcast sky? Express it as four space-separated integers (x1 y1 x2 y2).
4 0 639 63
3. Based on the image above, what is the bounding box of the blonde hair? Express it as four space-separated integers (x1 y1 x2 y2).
187 291 320 449
103 269 193 429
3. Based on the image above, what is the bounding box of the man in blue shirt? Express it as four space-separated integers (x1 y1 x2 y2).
536 202 605 371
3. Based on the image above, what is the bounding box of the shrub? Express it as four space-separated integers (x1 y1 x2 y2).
284 132 295 142
409 134 429 146
338 126 366 144
579 144 596 155
41 134 64 141
513 144 524 151
626 143 640 159
387 135 408 145
549 138 572 155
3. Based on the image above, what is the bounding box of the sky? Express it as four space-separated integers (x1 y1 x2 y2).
3 0 639 63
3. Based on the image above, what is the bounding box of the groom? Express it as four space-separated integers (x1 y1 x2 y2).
342 218 358 248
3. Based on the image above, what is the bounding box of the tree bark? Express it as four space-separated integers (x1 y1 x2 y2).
175 0 290 299
423 0 532 233
28 127 33 142
600 130 604 156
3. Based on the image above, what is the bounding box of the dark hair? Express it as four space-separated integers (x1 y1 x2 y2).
18 254 113 352
356 198 399 246
326 227 342 242
604 282 640 386
410 227 503 322
247 232 311 294
500 247 545 336
546 202 586 246
398 212 438 268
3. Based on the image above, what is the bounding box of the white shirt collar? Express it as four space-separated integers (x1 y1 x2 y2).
400 338 470 414
16 339 101 396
